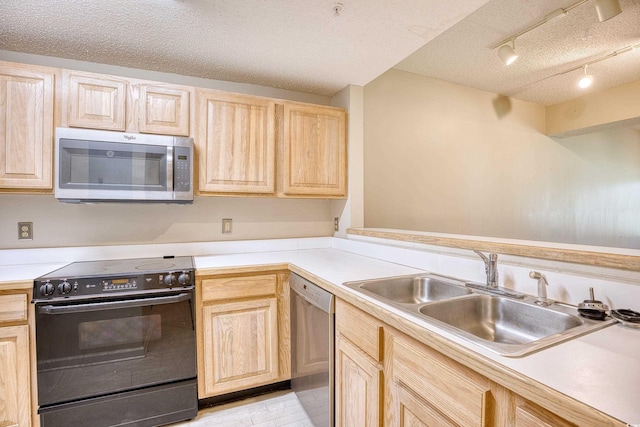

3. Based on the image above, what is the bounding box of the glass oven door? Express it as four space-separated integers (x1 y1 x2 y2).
35 291 196 407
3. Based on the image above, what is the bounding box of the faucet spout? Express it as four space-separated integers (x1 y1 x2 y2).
474 250 499 288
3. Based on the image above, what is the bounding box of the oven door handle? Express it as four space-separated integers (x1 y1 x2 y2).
36 292 192 315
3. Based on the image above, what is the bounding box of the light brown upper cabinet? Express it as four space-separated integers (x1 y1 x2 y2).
0 62 56 192
196 91 347 198
196 90 276 194
63 70 128 131
62 69 192 135
281 102 347 197
137 84 190 136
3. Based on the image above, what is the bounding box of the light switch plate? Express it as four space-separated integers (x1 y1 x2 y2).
18 222 33 240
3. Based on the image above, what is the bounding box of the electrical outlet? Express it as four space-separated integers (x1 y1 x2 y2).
334 217 340 232
222 218 233 234
18 222 33 240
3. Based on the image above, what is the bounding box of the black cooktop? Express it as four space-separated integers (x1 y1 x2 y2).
33 256 194 301
38 256 194 280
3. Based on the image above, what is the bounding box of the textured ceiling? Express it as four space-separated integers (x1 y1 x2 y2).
0 0 490 96
395 0 640 106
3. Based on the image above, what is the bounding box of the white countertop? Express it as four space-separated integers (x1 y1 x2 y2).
3 240 639 424
196 248 640 424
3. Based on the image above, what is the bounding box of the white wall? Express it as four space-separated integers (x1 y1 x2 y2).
0 51 336 249
364 69 640 249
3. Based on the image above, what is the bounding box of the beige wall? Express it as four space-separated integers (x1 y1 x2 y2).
546 80 640 137
364 69 640 249
1 195 333 249
0 51 337 249
331 84 365 236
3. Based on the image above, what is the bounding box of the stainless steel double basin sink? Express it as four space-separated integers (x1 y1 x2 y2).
344 274 615 357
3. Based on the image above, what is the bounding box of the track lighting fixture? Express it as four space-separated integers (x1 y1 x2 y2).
577 65 593 88
493 0 623 66
595 0 622 22
543 42 640 91
498 39 518 66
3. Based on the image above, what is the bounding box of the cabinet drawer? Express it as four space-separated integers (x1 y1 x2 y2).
336 299 383 362
202 274 277 302
0 293 28 323
392 333 490 427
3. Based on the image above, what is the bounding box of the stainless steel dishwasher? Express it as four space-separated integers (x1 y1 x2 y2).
290 273 335 427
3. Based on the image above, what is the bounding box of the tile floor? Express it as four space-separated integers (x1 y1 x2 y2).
170 391 314 427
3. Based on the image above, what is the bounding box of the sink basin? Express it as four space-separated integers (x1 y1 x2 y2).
419 294 581 344
344 274 615 357
348 274 471 304
419 294 614 356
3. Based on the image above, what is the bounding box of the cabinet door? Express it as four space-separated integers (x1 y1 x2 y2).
138 84 190 136
197 90 275 194
335 335 382 427
394 382 457 427
201 297 279 396
390 334 491 427
0 64 54 191
65 71 127 130
0 325 31 427
515 402 576 427
282 102 346 197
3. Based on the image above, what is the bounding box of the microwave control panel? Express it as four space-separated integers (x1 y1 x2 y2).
174 146 191 192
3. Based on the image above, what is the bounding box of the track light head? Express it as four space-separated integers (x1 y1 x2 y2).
578 65 593 88
595 0 622 22
498 40 518 66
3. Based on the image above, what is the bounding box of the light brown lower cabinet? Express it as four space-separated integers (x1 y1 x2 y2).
394 383 458 427
0 290 32 427
514 400 576 427
196 271 290 398
335 335 382 427
334 298 622 427
335 298 384 427
388 332 492 427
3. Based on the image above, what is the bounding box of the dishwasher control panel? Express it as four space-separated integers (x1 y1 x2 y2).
289 273 334 313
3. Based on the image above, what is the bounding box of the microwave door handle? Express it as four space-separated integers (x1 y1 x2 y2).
37 293 192 315
167 146 174 191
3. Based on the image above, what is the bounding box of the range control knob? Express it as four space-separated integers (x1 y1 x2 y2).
40 282 55 297
164 274 176 286
58 281 72 294
178 273 191 285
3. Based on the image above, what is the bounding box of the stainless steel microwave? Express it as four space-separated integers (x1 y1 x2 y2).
55 128 194 203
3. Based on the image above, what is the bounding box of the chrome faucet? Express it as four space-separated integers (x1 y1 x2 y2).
474 250 499 288
529 271 552 306
466 251 524 298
